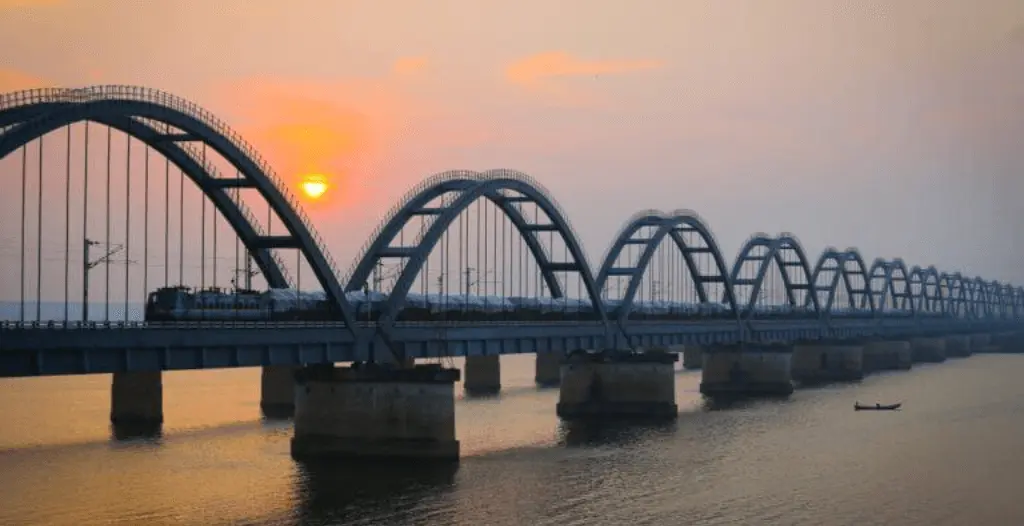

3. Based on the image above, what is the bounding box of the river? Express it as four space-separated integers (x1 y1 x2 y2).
0 354 1022 525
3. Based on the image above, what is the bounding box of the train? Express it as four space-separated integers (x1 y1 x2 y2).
144 286 339 322
142 285 904 323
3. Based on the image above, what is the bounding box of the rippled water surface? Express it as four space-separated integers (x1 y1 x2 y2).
1 354 1023 525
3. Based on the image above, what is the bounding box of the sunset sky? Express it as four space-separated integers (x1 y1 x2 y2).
2 0 1024 285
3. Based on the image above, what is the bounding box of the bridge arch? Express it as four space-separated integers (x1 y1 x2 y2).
363 170 609 333
908 265 944 315
867 259 913 314
939 272 969 318
594 209 739 324
728 234 820 318
806 247 874 315
0 86 361 335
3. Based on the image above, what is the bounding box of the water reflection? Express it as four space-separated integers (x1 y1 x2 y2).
557 419 679 448
294 459 458 524
109 423 162 442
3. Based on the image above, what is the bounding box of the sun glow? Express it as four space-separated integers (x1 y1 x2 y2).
300 174 328 199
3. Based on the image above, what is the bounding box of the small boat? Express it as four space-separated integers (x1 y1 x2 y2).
854 402 902 411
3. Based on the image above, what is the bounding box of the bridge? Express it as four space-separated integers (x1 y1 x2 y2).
1 85 1021 461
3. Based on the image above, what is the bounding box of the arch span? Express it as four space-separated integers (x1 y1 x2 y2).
0 86 361 335
363 170 609 334
594 209 739 323
908 265 944 315
939 272 969 318
807 248 874 315
867 259 914 314
728 234 820 318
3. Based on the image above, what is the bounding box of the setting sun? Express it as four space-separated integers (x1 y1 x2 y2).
299 174 329 199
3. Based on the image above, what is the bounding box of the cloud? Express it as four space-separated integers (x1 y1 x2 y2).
0 0 65 8
504 51 664 106
506 51 663 87
392 56 429 77
0 69 52 92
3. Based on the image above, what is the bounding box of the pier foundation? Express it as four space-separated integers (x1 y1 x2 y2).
969 333 992 352
290 364 461 462
682 345 704 370
791 343 864 385
464 355 501 395
944 335 972 358
556 350 678 419
862 340 912 372
110 371 163 426
700 345 794 397
910 337 947 363
535 352 562 387
260 365 298 417
987 332 1022 353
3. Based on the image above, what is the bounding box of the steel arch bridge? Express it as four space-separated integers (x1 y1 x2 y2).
1 84 1023 369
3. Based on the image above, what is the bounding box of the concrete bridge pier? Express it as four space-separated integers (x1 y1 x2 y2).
535 352 563 387
290 363 461 462
791 343 864 385
862 340 913 372
910 338 947 363
987 332 1023 353
969 333 992 353
700 345 794 397
557 350 678 419
944 335 972 358
110 371 163 428
682 345 704 370
261 365 299 418
464 355 501 395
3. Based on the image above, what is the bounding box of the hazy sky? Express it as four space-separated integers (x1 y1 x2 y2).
2 0 1024 285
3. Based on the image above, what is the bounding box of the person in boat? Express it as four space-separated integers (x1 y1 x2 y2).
876 403 881 409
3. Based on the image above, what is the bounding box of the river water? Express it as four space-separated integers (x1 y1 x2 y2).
0 354 1022 525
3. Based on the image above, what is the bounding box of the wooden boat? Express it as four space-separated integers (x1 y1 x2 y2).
854 402 902 411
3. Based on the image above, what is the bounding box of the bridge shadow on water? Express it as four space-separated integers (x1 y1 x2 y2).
556 418 680 448
293 458 459 524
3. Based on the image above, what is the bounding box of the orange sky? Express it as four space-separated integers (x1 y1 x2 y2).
2 0 1024 283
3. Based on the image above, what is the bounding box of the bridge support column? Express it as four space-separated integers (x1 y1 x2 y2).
535 352 563 387
987 332 1022 353
682 345 704 370
556 350 678 419
910 338 946 363
862 341 912 372
700 345 793 397
291 364 461 462
969 333 992 353
110 371 163 427
944 335 972 358
464 355 501 395
261 365 298 418
791 343 864 385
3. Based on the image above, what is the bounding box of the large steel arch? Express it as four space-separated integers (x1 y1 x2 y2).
594 209 740 324
727 234 820 318
0 86 361 335
806 248 875 315
345 169 571 298
908 265 944 315
370 172 610 335
939 272 969 318
0 102 292 289
867 259 914 314
964 276 991 319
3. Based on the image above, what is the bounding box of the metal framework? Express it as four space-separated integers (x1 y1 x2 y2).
728 234 820 319
807 248 875 316
3 85 1024 359
595 209 739 323
907 265 944 315
867 258 914 314
346 169 610 337
0 86 361 337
